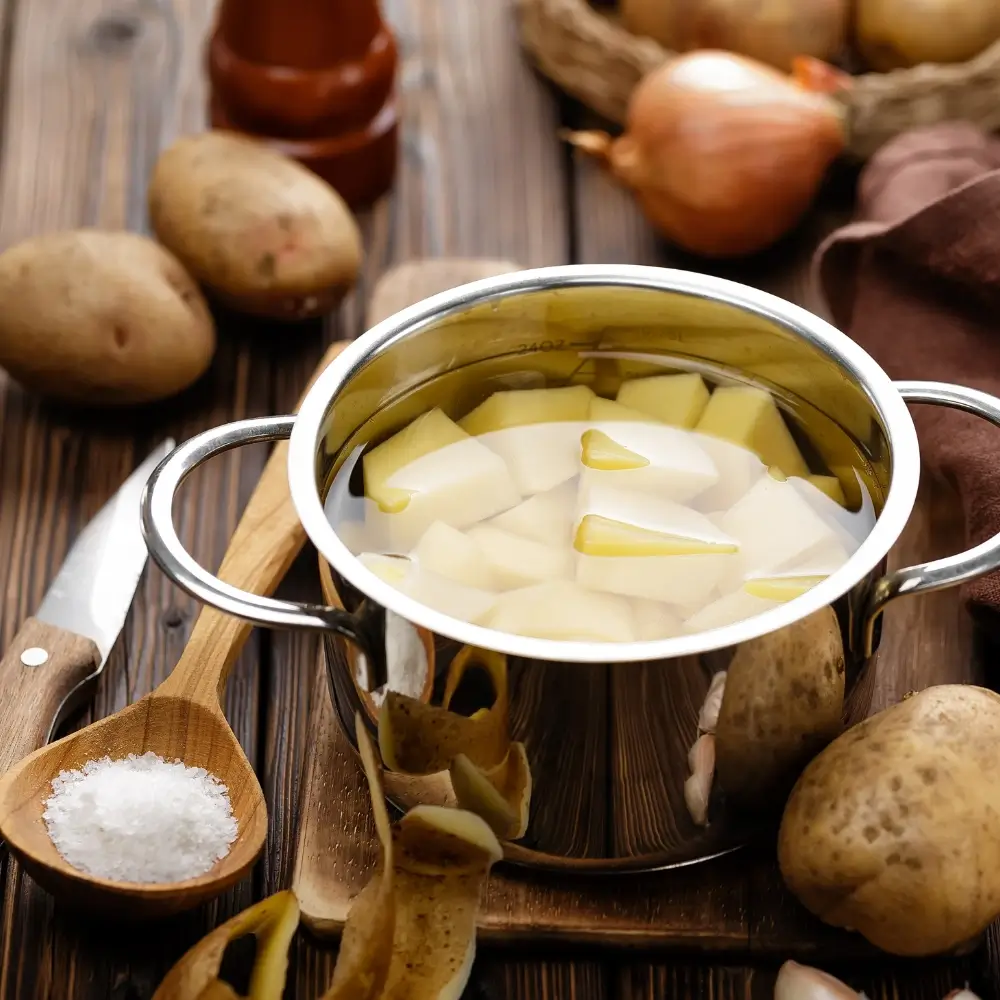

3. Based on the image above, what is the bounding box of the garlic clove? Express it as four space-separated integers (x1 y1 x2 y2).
684 733 715 826
774 961 861 1000
698 671 727 734
943 991 982 1000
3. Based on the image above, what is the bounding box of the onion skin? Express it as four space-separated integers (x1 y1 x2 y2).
564 52 848 258
856 0 1000 71
622 0 850 72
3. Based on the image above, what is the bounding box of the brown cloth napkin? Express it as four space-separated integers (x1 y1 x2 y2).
814 122 1000 618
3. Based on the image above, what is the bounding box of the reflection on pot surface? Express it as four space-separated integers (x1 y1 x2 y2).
142 267 1000 873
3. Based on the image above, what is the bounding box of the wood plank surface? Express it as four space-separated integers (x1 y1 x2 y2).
0 0 996 995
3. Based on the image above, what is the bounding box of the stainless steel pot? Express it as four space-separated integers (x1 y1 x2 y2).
141 265 1000 873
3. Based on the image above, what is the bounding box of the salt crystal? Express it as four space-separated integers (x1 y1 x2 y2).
42 752 238 884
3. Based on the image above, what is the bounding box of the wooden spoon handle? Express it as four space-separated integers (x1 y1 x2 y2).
0 619 101 776
157 339 350 707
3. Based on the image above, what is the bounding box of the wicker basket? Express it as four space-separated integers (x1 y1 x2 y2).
515 0 1000 159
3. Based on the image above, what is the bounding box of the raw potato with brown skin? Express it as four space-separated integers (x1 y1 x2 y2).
149 131 362 320
715 606 845 810
779 685 1000 957
0 230 215 405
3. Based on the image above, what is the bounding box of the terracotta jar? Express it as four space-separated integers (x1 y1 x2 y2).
207 0 399 207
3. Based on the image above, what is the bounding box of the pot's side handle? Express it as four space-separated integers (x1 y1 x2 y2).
862 380 1000 656
140 417 368 652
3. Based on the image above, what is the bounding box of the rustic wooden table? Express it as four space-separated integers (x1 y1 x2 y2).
1 0 998 997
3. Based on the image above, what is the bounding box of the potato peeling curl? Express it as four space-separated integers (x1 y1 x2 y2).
152 712 503 1000
378 646 533 840
323 714 502 1000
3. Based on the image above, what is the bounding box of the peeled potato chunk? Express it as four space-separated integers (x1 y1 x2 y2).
486 580 635 642
359 552 413 587
476 422 583 495
696 386 809 478
364 408 520 549
580 421 719 503
632 599 685 640
489 480 576 546
719 474 849 584
616 373 710 427
684 589 782 634
692 435 765 511
577 553 733 608
364 408 467 512
806 474 846 506
466 524 574 590
742 574 827 602
399 566 498 625
411 521 497 591
788 474 875 551
458 385 594 436
588 396 655 422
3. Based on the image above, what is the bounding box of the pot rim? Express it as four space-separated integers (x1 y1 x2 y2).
288 264 920 663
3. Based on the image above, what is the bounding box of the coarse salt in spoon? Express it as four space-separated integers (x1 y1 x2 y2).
0 341 348 919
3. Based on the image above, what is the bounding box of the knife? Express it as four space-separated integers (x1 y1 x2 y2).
0 440 175 776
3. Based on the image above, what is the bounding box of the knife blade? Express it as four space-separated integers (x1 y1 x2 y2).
0 440 175 775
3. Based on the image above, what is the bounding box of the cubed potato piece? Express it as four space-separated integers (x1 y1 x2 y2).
588 396 657 423
466 524 574 590
719 474 848 582
684 590 782 634
489 480 577 546
334 518 373 555
691 434 765 511
695 386 808 478
576 552 732 606
806 474 846 506
788 474 874 552
580 422 719 503
576 484 738 556
487 581 635 642
370 436 521 551
399 565 498 624
632 599 686 640
476 422 584 495
412 521 498 590
364 408 468 512
616 373 710 427
458 385 594 436
742 574 826 602
358 551 413 587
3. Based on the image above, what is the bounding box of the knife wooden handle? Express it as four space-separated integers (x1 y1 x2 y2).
0 618 101 776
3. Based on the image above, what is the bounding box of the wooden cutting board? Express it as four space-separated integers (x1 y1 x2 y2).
290 258 981 953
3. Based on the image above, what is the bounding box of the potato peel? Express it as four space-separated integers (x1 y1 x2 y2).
379 646 510 774
379 807 502 1000
450 742 532 839
326 742 503 1000
323 714 397 1000
152 890 300 1000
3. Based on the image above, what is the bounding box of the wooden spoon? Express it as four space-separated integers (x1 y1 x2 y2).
0 341 349 919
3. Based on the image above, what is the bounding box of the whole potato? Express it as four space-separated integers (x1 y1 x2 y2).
0 230 215 405
148 132 362 320
715 607 845 809
778 685 1000 956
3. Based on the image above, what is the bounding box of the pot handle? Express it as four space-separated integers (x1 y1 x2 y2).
861 380 1000 656
140 416 366 644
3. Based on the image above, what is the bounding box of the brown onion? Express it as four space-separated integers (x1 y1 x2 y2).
856 0 1000 71
562 51 848 258
621 0 850 72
